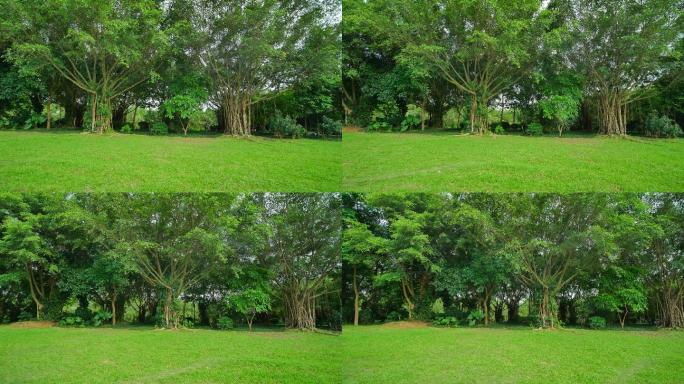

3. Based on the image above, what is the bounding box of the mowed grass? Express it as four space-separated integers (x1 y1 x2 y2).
343 132 684 192
0 130 341 192
0 326 340 383
340 325 684 383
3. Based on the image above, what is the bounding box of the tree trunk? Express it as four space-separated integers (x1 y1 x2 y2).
164 289 174 328
353 266 359 326
507 300 519 323
283 289 317 330
91 93 97 132
469 97 477 134
132 105 138 129
111 290 117 326
46 99 52 130
401 279 414 320
619 306 627 329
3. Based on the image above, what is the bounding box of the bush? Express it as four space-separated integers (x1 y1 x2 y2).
386 311 402 321
467 310 485 327
91 310 112 327
74 307 93 322
320 116 342 136
644 113 682 138
217 316 234 330
494 125 505 135
120 123 133 134
431 298 445 316
269 112 305 138
400 104 427 131
525 122 544 136
24 112 46 130
368 101 400 131
588 316 606 329
182 317 195 328
432 316 459 327
150 122 168 135
59 316 85 327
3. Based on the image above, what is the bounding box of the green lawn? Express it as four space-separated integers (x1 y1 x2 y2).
340 325 684 383
0 326 340 383
0 130 341 192
342 132 684 192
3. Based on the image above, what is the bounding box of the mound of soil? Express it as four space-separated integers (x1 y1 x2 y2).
8 321 56 329
381 321 429 329
342 125 363 133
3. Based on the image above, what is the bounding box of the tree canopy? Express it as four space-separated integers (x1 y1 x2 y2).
0 193 342 331
342 193 684 329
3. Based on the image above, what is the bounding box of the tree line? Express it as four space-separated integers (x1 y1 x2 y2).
342 193 684 329
0 0 342 137
0 193 341 331
342 0 683 137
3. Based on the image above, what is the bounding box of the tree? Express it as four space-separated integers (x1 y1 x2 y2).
90 246 136 326
195 0 336 135
386 215 434 320
267 193 341 330
14 0 170 132
118 194 233 328
593 267 647 328
567 0 681 135
539 94 581 136
232 288 271 331
0 214 58 319
342 217 386 325
418 0 548 134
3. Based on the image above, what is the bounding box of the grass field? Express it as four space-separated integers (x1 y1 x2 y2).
0 130 341 192
342 132 684 192
340 325 684 383
0 325 340 383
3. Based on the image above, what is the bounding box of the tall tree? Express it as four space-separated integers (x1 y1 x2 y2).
266 193 341 330
14 0 170 132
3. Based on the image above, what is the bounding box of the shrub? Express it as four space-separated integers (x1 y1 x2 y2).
400 104 428 131
150 122 168 135
120 123 133 134
467 310 485 327
217 316 234 330
24 112 46 130
588 316 607 329
320 116 342 136
91 311 112 327
59 316 85 327
432 316 459 327
525 122 544 136
644 113 682 138
368 101 400 131
494 125 505 135
74 307 93 322
386 311 402 321
182 318 195 328
269 112 305 138
432 298 445 316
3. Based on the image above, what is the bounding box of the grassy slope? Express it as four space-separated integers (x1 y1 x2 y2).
0 131 341 192
341 325 684 383
343 132 684 192
0 326 340 383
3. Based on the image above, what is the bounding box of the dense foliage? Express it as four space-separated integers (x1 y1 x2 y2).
0 0 342 138
342 0 683 136
0 193 341 331
342 193 684 329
